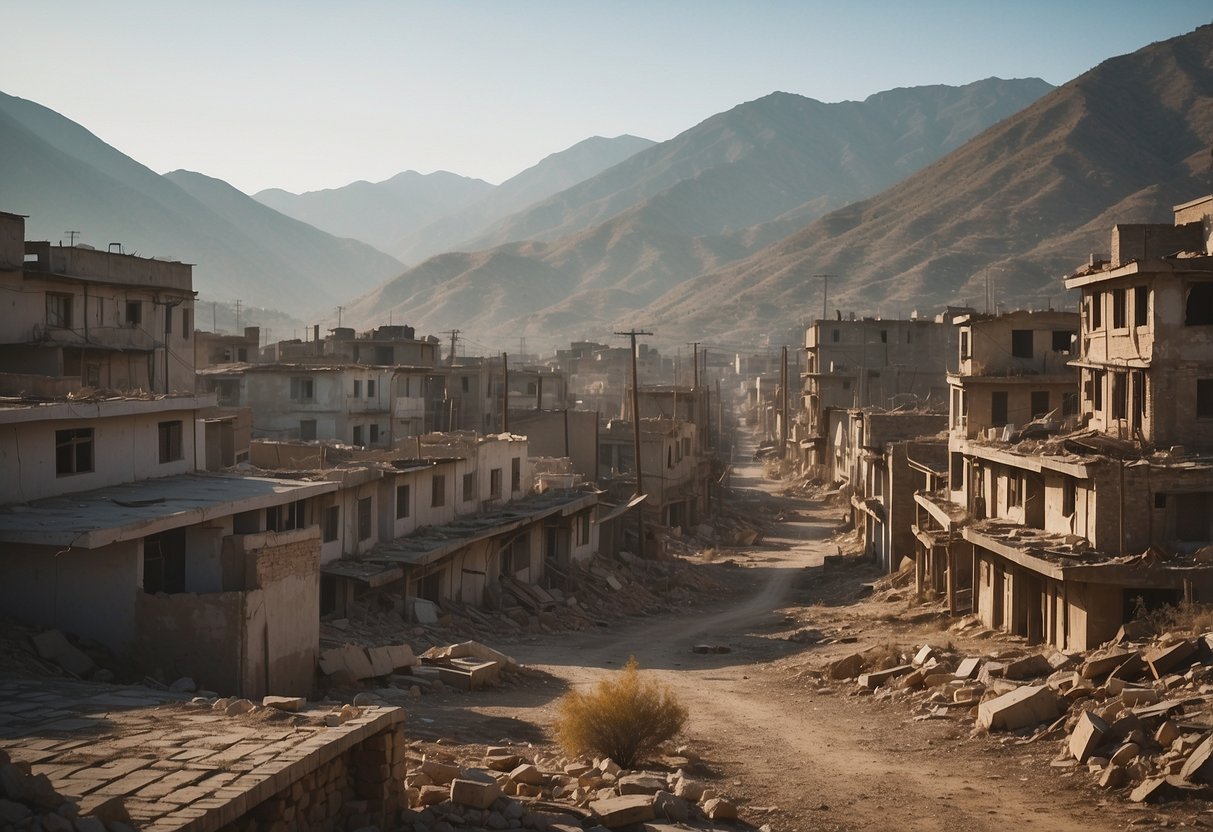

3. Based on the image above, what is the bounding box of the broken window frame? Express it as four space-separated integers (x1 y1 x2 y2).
157 420 183 464
323 505 340 542
1010 329 1033 359
431 473 446 507
55 427 94 476
46 292 73 329
357 497 372 541
1134 285 1150 328
1112 288 1127 329
1185 282 1213 326
1198 379 1213 420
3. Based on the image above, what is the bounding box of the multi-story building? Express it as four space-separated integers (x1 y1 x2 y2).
0 212 328 697
800 314 962 476
916 197 1213 650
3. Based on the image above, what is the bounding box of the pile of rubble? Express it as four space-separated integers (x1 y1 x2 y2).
818 622 1213 805
401 742 755 831
0 748 133 832
319 552 731 689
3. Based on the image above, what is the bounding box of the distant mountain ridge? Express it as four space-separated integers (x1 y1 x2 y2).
254 170 494 255
342 77 1054 343
638 24 1213 346
0 91 404 317
391 134 657 263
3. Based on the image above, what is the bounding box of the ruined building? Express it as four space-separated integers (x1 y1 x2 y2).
915 197 1213 650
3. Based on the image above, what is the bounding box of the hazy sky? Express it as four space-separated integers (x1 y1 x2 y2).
3 1 1210 195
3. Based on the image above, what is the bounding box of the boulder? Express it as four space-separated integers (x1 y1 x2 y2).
1004 653 1052 680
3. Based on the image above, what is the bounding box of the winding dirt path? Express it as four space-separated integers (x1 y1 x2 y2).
416 438 1159 831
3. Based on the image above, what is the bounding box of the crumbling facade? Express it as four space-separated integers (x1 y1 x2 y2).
922 197 1213 650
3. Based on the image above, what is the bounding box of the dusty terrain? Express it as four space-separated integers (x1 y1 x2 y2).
402 441 1209 832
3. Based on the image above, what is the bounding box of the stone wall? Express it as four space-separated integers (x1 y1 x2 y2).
219 723 407 832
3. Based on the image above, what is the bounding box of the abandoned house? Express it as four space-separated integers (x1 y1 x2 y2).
919 196 1213 651
0 212 329 697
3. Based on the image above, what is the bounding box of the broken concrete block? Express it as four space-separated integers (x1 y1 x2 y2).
1080 647 1139 680
857 664 913 690
1110 742 1141 766
1130 776 1194 803
1156 720 1181 747
509 764 544 786
420 759 461 785
1004 653 1052 680
450 777 502 809
366 646 396 677
1070 711 1109 763
1119 687 1159 707
417 785 448 806
1180 733 1213 783
955 657 982 679
702 797 738 820
409 597 440 624
590 795 655 828
317 644 376 680
912 645 935 667
672 777 705 802
31 630 96 677
385 643 418 669
224 699 254 716
617 774 666 795
977 685 1061 732
484 753 523 772
1117 620 1154 643
1145 639 1197 679
262 696 305 712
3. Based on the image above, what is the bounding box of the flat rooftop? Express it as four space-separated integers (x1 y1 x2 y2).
0 473 337 548
0 675 404 832
366 488 598 567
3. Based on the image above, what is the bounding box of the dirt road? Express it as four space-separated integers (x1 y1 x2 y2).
413 442 1163 831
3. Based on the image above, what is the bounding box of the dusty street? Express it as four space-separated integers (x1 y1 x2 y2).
406 440 1182 832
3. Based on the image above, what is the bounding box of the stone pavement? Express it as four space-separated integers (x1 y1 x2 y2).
0 676 405 831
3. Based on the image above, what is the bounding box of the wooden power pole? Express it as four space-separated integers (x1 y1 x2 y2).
616 328 653 557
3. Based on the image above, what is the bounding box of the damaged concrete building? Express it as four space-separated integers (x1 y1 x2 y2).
798 314 963 476
0 212 328 697
918 196 1213 650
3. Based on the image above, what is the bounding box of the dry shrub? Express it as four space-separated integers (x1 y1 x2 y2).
1134 597 1213 635
862 641 903 671
555 657 688 769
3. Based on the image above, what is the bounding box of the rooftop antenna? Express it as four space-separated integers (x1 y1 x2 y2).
64 230 80 247
813 274 835 322
443 329 460 366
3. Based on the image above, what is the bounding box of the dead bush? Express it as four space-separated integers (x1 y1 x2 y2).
555 657 688 769
1134 597 1213 635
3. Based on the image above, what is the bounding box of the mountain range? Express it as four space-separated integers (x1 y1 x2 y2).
341 77 1054 342
0 92 404 317
8 24 1210 352
639 23 1213 346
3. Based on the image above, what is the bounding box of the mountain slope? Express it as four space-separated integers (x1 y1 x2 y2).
640 24 1213 346
254 170 493 254
0 92 403 316
343 78 1053 341
391 134 656 263
459 78 1053 252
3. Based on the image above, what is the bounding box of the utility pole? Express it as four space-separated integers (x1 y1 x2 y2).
780 345 789 456
443 330 461 366
616 329 653 558
813 274 835 322
64 230 80 246
235 299 242 332
501 352 509 434
686 342 700 389
336 306 343 328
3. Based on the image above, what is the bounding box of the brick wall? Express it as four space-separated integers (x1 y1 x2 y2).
219 723 407 832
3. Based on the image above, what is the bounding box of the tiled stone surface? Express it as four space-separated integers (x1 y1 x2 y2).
0 677 405 832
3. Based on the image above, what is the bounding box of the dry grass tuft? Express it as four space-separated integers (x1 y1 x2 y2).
555 657 688 769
